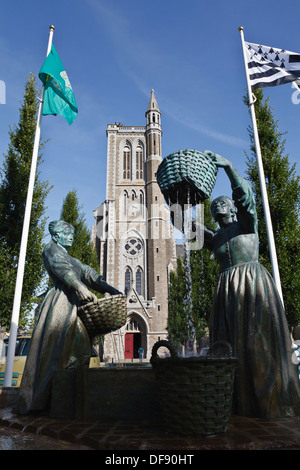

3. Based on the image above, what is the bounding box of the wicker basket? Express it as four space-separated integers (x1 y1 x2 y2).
157 149 218 206
78 294 127 339
150 340 237 437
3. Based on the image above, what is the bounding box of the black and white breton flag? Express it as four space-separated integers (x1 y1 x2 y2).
245 41 300 89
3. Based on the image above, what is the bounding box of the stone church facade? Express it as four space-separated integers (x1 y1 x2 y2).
92 90 177 361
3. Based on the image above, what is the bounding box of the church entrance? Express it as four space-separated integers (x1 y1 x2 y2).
124 316 145 359
124 332 141 359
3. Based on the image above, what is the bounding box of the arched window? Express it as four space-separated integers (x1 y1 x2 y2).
123 144 131 180
125 267 132 295
139 191 144 216
123 191 128 215
136 267 144 296
136 146 143 180
126 318 140 331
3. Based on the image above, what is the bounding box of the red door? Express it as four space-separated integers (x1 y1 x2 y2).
125 333 134 359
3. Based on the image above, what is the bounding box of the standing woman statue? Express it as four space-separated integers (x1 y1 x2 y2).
203 153 300 418
17 220 121 414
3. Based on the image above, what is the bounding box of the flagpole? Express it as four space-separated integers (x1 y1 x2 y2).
3 25 55 388
238 26 284 307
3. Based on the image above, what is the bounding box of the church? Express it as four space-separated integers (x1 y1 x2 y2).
92 90 178 361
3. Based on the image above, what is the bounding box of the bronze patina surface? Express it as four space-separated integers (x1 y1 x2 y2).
16 220 121 415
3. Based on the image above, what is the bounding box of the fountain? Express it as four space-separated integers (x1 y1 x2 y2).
157 148 218 356
150 148 237 436
11 144 298 437
157 149 218 355
15 152 237 434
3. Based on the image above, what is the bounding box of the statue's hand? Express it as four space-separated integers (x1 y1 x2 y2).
204 150 231 168
73 281 98 304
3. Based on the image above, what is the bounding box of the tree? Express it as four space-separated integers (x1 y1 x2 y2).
244 88 300 327
167 199 219 348
0 74 51 328
190 200 219 326
168 255 189 347
60 189 99 270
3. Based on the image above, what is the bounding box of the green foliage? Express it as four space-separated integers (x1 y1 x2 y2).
60 189 99 270
168 256 189 347
59 189 101 306
167 200 219 347
0 74 52 328
244 88 300 327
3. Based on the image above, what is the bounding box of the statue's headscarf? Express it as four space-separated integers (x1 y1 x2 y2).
48 220 74 237
210 196 237 221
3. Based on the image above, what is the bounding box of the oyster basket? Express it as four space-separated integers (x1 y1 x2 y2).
150 340 237 437
78 294 127 339
156 149 218 206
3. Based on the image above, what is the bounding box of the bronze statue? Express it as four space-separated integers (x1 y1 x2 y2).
16 220 121 414
204 153 300 418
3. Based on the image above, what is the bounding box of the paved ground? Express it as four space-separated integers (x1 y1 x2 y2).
0 424 89 450
0 406 299 451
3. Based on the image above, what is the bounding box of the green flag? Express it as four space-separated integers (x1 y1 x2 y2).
39 44 78 125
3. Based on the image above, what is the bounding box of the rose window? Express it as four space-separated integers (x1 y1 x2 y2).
125 238 142 256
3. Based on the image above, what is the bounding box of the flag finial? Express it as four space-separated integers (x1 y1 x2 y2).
49 25 55 31
238 26 244 32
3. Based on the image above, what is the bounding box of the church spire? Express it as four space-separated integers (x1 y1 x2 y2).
146 89 160 114
145 89 162 159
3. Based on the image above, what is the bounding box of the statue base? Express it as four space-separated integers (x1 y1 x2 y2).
50 366 160 422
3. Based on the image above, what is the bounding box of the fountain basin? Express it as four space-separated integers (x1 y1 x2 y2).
50 341 237 438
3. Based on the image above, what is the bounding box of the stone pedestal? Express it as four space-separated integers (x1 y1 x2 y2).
0 387 19 408
50 366 161 422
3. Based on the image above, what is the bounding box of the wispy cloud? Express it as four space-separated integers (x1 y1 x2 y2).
165 106 248 148
87 0 247 149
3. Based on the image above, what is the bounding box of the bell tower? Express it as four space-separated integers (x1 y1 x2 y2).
93 90 177 360
145 90 174 328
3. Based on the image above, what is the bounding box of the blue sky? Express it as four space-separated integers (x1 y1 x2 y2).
0 0 299 243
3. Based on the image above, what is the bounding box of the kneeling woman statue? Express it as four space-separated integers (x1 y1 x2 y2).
17 220 121 414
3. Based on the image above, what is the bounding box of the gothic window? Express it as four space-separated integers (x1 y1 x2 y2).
136 147 143 179
126 318 140 331
123 144 131 180
125 267 132 295
136 267 144 296
139 191 144 216
123 191 128 215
